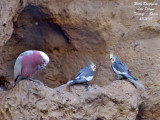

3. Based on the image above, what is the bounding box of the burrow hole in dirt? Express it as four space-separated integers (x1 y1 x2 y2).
0 5 75 88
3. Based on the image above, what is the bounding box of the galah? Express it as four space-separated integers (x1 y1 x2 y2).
13 50 49 88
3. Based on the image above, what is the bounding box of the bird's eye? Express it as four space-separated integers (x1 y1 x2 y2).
43 60 45 63
112 58 115 62
92 66 96 70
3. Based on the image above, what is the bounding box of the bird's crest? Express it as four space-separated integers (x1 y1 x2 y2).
89 60 95 66
89 59 96 71
110 51 114 59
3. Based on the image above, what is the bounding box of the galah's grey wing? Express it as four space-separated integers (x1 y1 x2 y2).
14 56 23 80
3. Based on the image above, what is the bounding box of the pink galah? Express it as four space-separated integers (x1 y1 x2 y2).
13 50 49 88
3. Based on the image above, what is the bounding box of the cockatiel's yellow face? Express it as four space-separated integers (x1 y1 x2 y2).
91 64 96 71
89 60 96 71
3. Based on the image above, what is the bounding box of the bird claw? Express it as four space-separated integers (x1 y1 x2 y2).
85 83 91 91
85 85 89 91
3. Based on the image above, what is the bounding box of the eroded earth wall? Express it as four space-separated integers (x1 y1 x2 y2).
0 0 160 120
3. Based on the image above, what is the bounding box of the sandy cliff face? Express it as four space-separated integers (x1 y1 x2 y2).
0 0 160 120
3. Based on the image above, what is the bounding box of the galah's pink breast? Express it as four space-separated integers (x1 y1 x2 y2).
21 51 43 78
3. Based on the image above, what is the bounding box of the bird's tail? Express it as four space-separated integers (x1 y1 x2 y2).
67 80 75 85
128 78 146 90
127 71 138 81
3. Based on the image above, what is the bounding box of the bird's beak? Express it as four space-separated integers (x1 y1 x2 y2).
91 66 96 71
40 64 46 70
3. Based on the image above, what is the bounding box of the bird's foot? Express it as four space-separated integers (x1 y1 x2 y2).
116 77 123 80
85 85 89 91
10 75 23 89
85 83 91 91
66 84 72 92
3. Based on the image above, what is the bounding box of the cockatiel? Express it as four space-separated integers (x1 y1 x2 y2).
110 52 146 90
67 60 96 88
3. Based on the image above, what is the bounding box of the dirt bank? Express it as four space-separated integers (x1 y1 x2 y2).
0 0 160 119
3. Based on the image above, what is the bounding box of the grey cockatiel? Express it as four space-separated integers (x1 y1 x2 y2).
110 52 146 90
67 60 96 86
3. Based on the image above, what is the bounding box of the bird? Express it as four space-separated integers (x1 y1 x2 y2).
110 52 146 90
12 50 49 88
67 60 96 89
